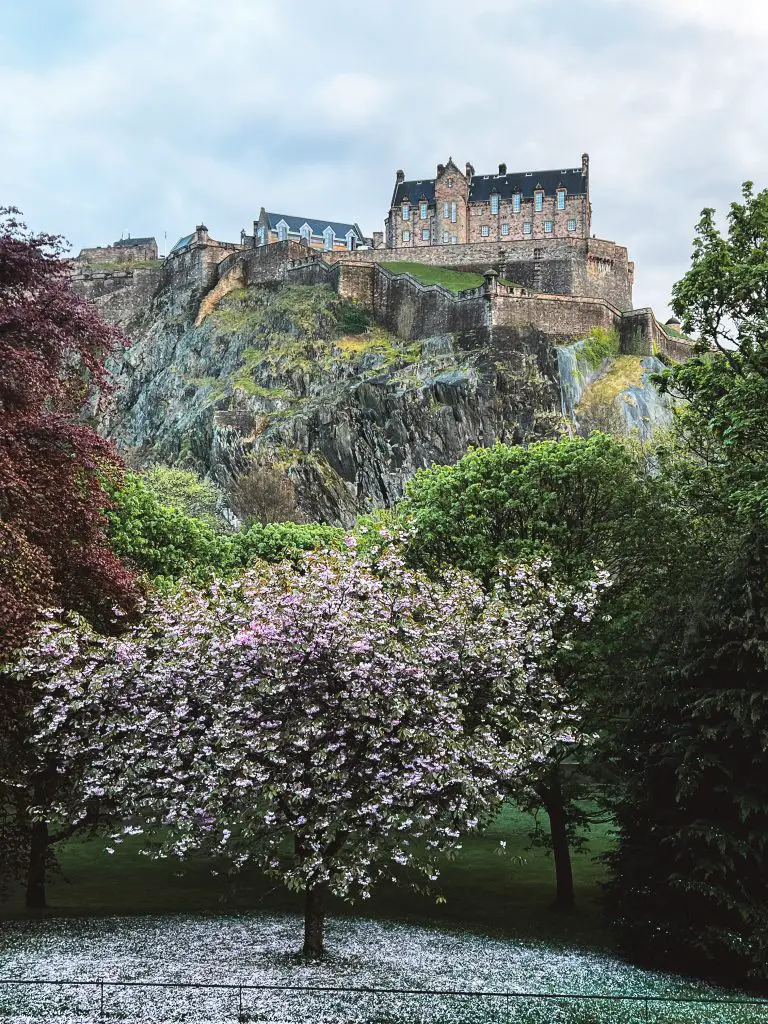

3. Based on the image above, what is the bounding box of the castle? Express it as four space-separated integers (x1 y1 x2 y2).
386 156 590 249
70 154 690 362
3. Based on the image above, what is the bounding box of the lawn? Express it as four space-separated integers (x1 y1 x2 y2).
381 261 485 294
5 804 613 949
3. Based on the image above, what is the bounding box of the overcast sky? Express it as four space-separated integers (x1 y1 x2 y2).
2 0 766 315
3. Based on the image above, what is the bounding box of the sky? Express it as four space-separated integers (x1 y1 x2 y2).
1 0 766 317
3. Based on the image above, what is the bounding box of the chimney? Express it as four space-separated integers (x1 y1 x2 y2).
396 169 405 184
437 163 445 175
195 224 209 244
372 231 384 249
582 152 590 177
499 162 507 175
465 161 475 178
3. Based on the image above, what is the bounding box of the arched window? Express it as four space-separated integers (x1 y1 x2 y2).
323 227 334 251
300 224 311 245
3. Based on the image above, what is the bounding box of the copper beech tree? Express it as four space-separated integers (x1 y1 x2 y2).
0 208 138 653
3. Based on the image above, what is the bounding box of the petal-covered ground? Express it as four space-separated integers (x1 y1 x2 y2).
0 914 765 1023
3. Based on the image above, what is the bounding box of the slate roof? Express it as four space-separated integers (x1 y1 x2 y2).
169 232 195 254
113 236 156 248
392 166 587 207
266 213 364 240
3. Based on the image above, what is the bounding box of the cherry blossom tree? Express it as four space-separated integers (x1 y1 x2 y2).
13 537 603 954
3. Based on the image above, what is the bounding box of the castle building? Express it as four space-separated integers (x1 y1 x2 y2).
385 156 591 250
247 208 366 252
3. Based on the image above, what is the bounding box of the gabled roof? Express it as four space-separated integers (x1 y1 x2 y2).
169 232 195 254
265 212 364 240
113 236 156 248
392 165 587 207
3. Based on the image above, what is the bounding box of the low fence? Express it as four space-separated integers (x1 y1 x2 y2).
1 977 766 1022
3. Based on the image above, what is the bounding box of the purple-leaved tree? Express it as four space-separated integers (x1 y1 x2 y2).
13 537 603 954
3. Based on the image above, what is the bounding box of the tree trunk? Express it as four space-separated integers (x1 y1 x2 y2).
303 883 326 957
545 791 575 911
26 820 48 909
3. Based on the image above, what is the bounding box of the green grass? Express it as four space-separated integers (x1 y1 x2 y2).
382 262 485 294
4 804 615 950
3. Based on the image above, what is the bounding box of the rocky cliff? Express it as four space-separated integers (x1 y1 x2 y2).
83 263 672 526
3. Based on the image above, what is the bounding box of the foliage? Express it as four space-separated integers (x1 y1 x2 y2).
381 262 485 294
401 435 681 908
106 473 231 588
607 183 768 983
108 472 341 586
0 208 139 655
578 327 621 372
13 539 602 954
141 466 225 528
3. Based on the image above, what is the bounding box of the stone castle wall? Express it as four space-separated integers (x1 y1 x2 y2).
327 235 633 311
77 240 158 264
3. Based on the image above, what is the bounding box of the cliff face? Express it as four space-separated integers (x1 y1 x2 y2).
90 269 561 525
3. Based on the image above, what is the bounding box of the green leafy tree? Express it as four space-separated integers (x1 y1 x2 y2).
609 183 768 982
402 435 680 910
142 466 225 528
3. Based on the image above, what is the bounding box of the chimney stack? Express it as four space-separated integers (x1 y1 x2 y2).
195 224 209 244
465 162 475 178
437 163 445 175
582 152 590 176
396 169 405 184
499 162 507 175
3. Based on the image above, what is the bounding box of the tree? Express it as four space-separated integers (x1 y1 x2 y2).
0 208 138 902
107 471 342 587
608 183 768 982
401 435 679 909
16 539 601 954
141 465 226 528
231 458 304 526
0 208 139 653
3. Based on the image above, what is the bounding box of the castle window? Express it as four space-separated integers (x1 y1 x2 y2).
523 223 532 235
534 191 543 212
403 203 410 221
444 201 449 218
481 225 490 237
420 202 428 220
513 193 521 213
557 189 566 210
277 222 288 241
443 231 449 243
451 201 457 223
447 177 453 187
544 221 553 233
567 219 577 231
490 194 500 215
402 230 411 242
323 227 334 250
421 227 430 241
257 227 265 245
501 223 510 235
534 248 544 260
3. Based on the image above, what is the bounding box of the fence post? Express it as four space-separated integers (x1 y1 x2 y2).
644 996 649 1023
99 978 104 1020
238 983 243 1022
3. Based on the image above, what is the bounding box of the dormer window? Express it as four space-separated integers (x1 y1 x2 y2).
323 227 334 251
557 189 566 210
490 193 500 215
402 203 410 221
513 193 521 214
300 224 312 244
534 190 544 212
420 202 428 220
277 221 288 241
